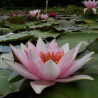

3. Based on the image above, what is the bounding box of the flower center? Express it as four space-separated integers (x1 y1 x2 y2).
40 51 64 64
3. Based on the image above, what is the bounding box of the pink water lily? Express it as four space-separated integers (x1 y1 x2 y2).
40 14 48 19
29 10 40 17
83 0 98 14
3 38 94 94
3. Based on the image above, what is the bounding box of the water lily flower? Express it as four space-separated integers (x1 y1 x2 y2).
19 11 24 14
29 10 40 18
25 11 29 14
3 38 94 94
15 13 19 16
48 11 57 17
40 14 48 19
83 0 98 14
9 14 14 17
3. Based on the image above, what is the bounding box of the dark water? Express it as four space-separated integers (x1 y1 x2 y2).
3 88 39 98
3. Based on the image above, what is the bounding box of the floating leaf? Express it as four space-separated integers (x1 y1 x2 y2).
53 20 85 32
0 70 13 96
7 16 25 24
3 75 98 98
57 32 98 52
80 15 98 21
0 28 11 35
0 30 63 43
27 21 59 29
4 22 27 31
87 38 98 53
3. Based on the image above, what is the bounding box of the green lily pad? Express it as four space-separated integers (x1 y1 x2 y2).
27 21 59 29
88 22 98 30
0 30 63 43
4 21 27 31
0 28 11 35
8 72 24 83
7 16 25 24
0 70 13 96
0 53 30 96
53 20 85 32
80 15 98 21
82 53 98 75
87 38 98 53
57 32 98 52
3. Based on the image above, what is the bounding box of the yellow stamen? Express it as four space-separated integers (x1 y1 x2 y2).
40 51 64 64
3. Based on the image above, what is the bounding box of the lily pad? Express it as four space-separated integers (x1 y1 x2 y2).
27 21 59 29
0 70 13 96
7 16 25 24
82 53 98 75
0 28 11 35
3 75 98 98
0 69 29 96
80 15 98 21
4 22 27 31
87 38 98 53
57 32 98 52
0 30 62 43
53 20 85 32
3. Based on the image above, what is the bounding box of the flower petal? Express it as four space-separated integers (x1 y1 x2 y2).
39 60 60 80
10 45 28 65
55 75 94 83
60 43 69 54
3 59 39 80
92 8 96 14
30 80 55 94
58 48 75 70
28 41 39 55
84 8 88 14
61 52 94 78
47 39 59 53
58 42 83 77
10 45 35 74
28 50 43 76
36 37 47 53
20 43 28 57
21 43 28 51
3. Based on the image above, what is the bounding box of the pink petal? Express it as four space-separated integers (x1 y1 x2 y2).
55 75 94 83
28 41 35 49
58 42 83 77
10 45 28 65
28 50 44 76
20 43 28 57
10 45 35 74
92 0 96 8
36 37 47 53
84 1 90 8
28 50 44 68
21 43 28 51
39 60 60 80
96 1 98 5
3 59 39 80
30 80 56 94
47 39 59 53
58 48 75 70
89 0 92 8
28 41 39 55
61 52 94 78
60 43 69 54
